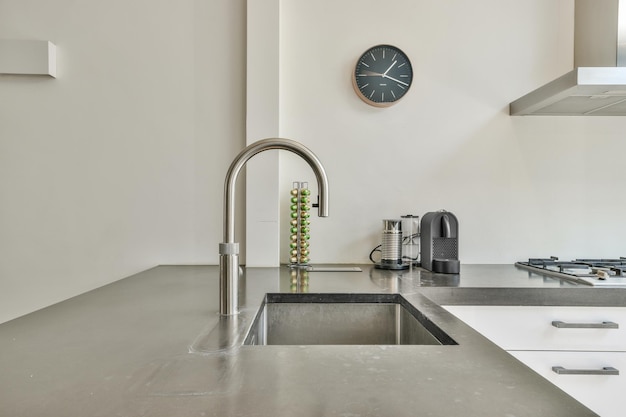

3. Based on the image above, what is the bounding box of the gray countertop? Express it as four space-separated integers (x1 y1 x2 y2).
1 264 624 416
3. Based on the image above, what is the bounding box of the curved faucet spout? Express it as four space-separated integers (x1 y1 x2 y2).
219 138 330 315
223 138 329 244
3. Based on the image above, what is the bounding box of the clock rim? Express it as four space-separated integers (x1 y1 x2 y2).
352 44 413 107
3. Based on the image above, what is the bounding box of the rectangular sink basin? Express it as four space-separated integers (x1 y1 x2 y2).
243 293 457 346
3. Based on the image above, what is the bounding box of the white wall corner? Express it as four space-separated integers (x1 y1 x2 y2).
0 39 57 77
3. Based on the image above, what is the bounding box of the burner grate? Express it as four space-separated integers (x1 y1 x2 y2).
515 256 626 287
518 256 626 283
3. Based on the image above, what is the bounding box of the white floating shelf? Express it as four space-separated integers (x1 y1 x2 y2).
0 39 57 77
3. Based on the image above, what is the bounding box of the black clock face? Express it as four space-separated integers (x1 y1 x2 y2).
353 45 413 107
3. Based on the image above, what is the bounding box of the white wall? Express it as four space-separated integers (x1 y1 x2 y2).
271 0 626 265
245 0 281 266
0 0 246 323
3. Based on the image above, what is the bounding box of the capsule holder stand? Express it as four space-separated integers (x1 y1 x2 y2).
288 182 311 268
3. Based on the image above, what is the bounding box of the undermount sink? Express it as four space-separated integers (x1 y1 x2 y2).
243 293 457 346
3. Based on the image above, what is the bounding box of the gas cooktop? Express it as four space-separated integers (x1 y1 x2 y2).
516 257 626 286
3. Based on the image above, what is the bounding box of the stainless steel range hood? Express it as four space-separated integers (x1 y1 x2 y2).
510 0 626 116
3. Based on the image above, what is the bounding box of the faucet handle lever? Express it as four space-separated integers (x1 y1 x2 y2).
312 195 320 208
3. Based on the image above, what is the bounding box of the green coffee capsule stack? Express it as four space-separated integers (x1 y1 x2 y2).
289 182 311 266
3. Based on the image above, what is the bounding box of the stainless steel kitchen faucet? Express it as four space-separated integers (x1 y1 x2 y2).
219 138 329 315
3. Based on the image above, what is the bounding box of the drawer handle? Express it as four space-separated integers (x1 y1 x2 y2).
551 320 619 329
552 366 619 376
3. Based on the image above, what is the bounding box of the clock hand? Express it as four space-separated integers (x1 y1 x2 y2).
381 74 409 87
382 60 397 77
360 70 384 77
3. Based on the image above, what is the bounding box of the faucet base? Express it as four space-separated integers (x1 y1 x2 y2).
219 251 239 316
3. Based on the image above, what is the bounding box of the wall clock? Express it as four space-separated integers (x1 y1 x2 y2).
352 44 413 107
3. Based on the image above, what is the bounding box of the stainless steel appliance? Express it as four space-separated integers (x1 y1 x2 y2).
375 219 409 270
516 257 626 286
510 0 626 116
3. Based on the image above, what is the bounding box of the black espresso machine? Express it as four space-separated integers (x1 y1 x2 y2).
420 210 460 274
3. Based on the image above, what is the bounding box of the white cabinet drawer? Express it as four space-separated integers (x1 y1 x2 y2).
510 350 626 417
443 306 626 351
